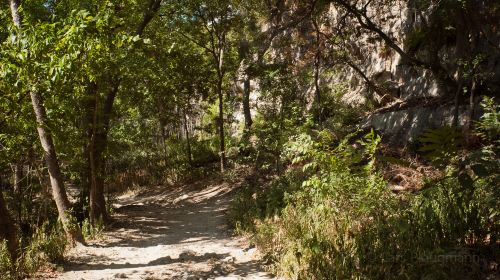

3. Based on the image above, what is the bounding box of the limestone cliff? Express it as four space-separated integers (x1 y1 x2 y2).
324 0 500 142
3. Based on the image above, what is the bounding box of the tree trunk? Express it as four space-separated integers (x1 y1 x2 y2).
243 75 253 130
0 191 18 261
10 0 83 245
452 7 468 127
30 91 85 244
89 84 117 225
80 82 97 221
312 19 322 127
217 75 227 173
86 0 162 223
465 78 478 139
159 117 169 166
13 163 22 223
183 110 193 166
216 41 227 173
452 75 464 128
9 0 21 28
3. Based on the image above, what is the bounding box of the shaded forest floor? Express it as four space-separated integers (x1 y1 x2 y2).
53 175 275 280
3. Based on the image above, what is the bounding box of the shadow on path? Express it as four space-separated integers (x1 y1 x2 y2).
59 180 274 279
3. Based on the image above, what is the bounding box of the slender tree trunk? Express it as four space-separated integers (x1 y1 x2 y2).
312 19 322 127
314 57 321 125
243 75 253 130
183 110 193 166
80 83 97 221
159 118 169 166
30 92 84 244
465 78 478 138
9 0 21 28
216 42 227 172
452 7 468 128
217 74 227 172
452 75 464 127
10 0 23 226
345 59 387 103
0 191 18 261
13 163 22 223
79 143 90 219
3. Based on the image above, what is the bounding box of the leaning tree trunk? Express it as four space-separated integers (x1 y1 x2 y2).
9 0 83 245
30 92 84 244
0 191 18 262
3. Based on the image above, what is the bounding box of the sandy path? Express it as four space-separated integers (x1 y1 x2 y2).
55 179 274 280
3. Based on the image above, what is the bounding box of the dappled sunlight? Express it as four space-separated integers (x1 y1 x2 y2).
58 179 275 280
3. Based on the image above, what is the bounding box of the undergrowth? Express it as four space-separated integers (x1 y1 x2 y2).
230 100 500 279
0 222 68 279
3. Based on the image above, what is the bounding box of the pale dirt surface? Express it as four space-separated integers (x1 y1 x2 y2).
53 177 276 280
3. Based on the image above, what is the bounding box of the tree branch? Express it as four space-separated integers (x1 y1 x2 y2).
136 0 163 36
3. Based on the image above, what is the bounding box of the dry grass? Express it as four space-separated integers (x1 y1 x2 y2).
378 144 442 191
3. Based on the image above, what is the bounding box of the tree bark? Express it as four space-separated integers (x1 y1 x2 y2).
136 0 163 36
183 110 193 166
9 0 21 28
312 19 322 127
84 0 162 225
215 38 227 173
85 1 162 225
452 6 468 128
80 82 97 222
159 117 169 166
243 75 253 130
89 83 118 225
0 191 18 262
13 163 22 223
217 73 227 172
30 92 85 244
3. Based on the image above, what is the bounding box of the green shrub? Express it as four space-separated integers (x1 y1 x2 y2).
82 218 104 241
17 222 67 278
477 96 500 142
0 241 14 279
231 128 499 279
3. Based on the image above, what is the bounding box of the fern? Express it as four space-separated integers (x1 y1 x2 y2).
476 97 500 142
418 126 463 166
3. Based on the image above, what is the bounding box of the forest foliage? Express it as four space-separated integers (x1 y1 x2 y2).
0 0 498 279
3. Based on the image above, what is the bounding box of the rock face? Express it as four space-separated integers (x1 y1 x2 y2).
337 1 443 105
231 1 499 144
323 0 500 143
363 103 479 144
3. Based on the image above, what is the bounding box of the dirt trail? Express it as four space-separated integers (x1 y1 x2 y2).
55 178 274 280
